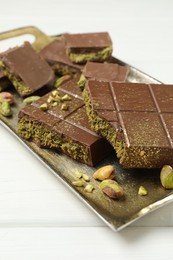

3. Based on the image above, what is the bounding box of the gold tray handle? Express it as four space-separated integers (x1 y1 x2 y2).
0 26 54 51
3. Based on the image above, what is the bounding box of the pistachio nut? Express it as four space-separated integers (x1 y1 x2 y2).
84 184 94 193
72 180 84 187
23 96 40 104
74 171 83 179
61 94 72 102
0 100 12 117
40 103 48 111
0 91 14 104
54 75 72 88
138 186 148 196
100 180 124 199
82 173 90 182
93 165 115 181
160 165 173 189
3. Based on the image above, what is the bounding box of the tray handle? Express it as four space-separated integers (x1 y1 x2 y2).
0 26 55 51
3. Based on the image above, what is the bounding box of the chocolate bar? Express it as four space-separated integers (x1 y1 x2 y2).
39 38 83 75
78 61 129 90
17 77 112 166
83 80 173 168
0 42 54 97
63 32 112 64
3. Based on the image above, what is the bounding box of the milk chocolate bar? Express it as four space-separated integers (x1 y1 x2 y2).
0 42 54 97
83 80 173 168
78 61 129 90
17 77 112 166
63 32 112 64
39 38 83 75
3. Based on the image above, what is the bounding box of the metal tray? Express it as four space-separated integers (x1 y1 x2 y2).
1 26 173 231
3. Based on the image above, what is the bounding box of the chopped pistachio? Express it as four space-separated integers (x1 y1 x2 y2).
40 103 48 111
72 180 84 187
84 184 94 193
74 171 83 179
82 173 90 182
52 101 58 107
54 75 72 88
52 90 58 97
61 94 72 101
61 103 68 110
138 186 148 196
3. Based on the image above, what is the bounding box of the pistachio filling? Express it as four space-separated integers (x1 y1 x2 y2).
83 89 125 161
77 74 86 91
68 46 112 64
17 116 89 163
0 61 31 96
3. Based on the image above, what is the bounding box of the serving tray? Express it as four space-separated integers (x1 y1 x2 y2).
1 26 173 231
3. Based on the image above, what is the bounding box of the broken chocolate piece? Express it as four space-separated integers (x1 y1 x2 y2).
78 61 129 90
17 77 112 166
39 38 84 75
0 42 54 96
83 80 173 168
63 32 112 64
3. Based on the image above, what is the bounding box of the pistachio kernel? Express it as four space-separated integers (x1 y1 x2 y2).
23 96 40 104
160 165 173 189
82 173 90 182
100 180 124 199
54 75 72 88
72 180 84 187
74 171 83 179
0 100 12 117
61 94 72 102
84 184 94 193
0 91 14 104
138 186 148 196
93 165 115 181
40 103 48 111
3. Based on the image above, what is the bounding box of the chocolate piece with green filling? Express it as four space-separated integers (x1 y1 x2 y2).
78 61 129 90
63 32 112 64
83 80 173 168
39 38 84 75
0 42 54 97
17 77 112 166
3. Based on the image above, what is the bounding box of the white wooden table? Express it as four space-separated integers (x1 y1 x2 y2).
1 0 173 259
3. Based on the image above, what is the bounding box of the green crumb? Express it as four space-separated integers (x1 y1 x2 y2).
84 184 94 193
82 173 90 182
72 180 84 187
40 103 48 111
138 186 148 196
77 74 86 91
17 116 89 164
0 61 31 96
61 94 72 101
74 171 83 179
69 46 112 64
